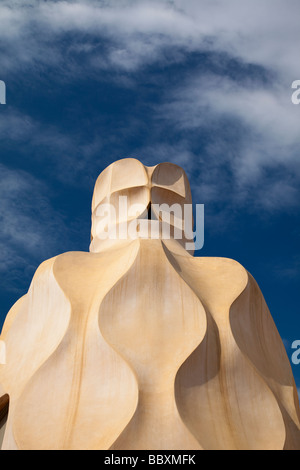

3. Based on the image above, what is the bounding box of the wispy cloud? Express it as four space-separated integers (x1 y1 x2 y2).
0 0 299 78
0 163 70 292
272 254 300 282
0 107 103 186
155 72 300 211
1 0 299 234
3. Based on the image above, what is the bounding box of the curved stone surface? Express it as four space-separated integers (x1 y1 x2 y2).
0 158 299 450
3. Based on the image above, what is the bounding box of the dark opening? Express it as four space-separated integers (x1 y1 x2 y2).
0 394 9 448
0 394 9 423
147 203 152 220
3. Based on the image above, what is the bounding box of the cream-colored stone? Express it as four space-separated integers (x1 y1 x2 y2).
0 342 5 365
0 158 299 450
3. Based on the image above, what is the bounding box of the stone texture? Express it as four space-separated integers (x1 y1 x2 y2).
0 158 299 450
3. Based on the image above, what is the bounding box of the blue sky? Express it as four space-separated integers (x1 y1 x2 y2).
0 0 300 389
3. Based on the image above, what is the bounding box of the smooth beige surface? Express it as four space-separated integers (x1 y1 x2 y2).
0 342 5 365
0 158 300 450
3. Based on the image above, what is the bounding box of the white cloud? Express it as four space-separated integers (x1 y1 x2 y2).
0 164 62 251
0 108 103 186
0 163 72 294
0 0 299 79
0 1 299 212
156 72 300 210
38 0 300 79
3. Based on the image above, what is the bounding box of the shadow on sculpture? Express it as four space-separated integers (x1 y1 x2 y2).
0 158 299 450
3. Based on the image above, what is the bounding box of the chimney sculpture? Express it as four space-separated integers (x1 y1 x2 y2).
0 158 299 450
